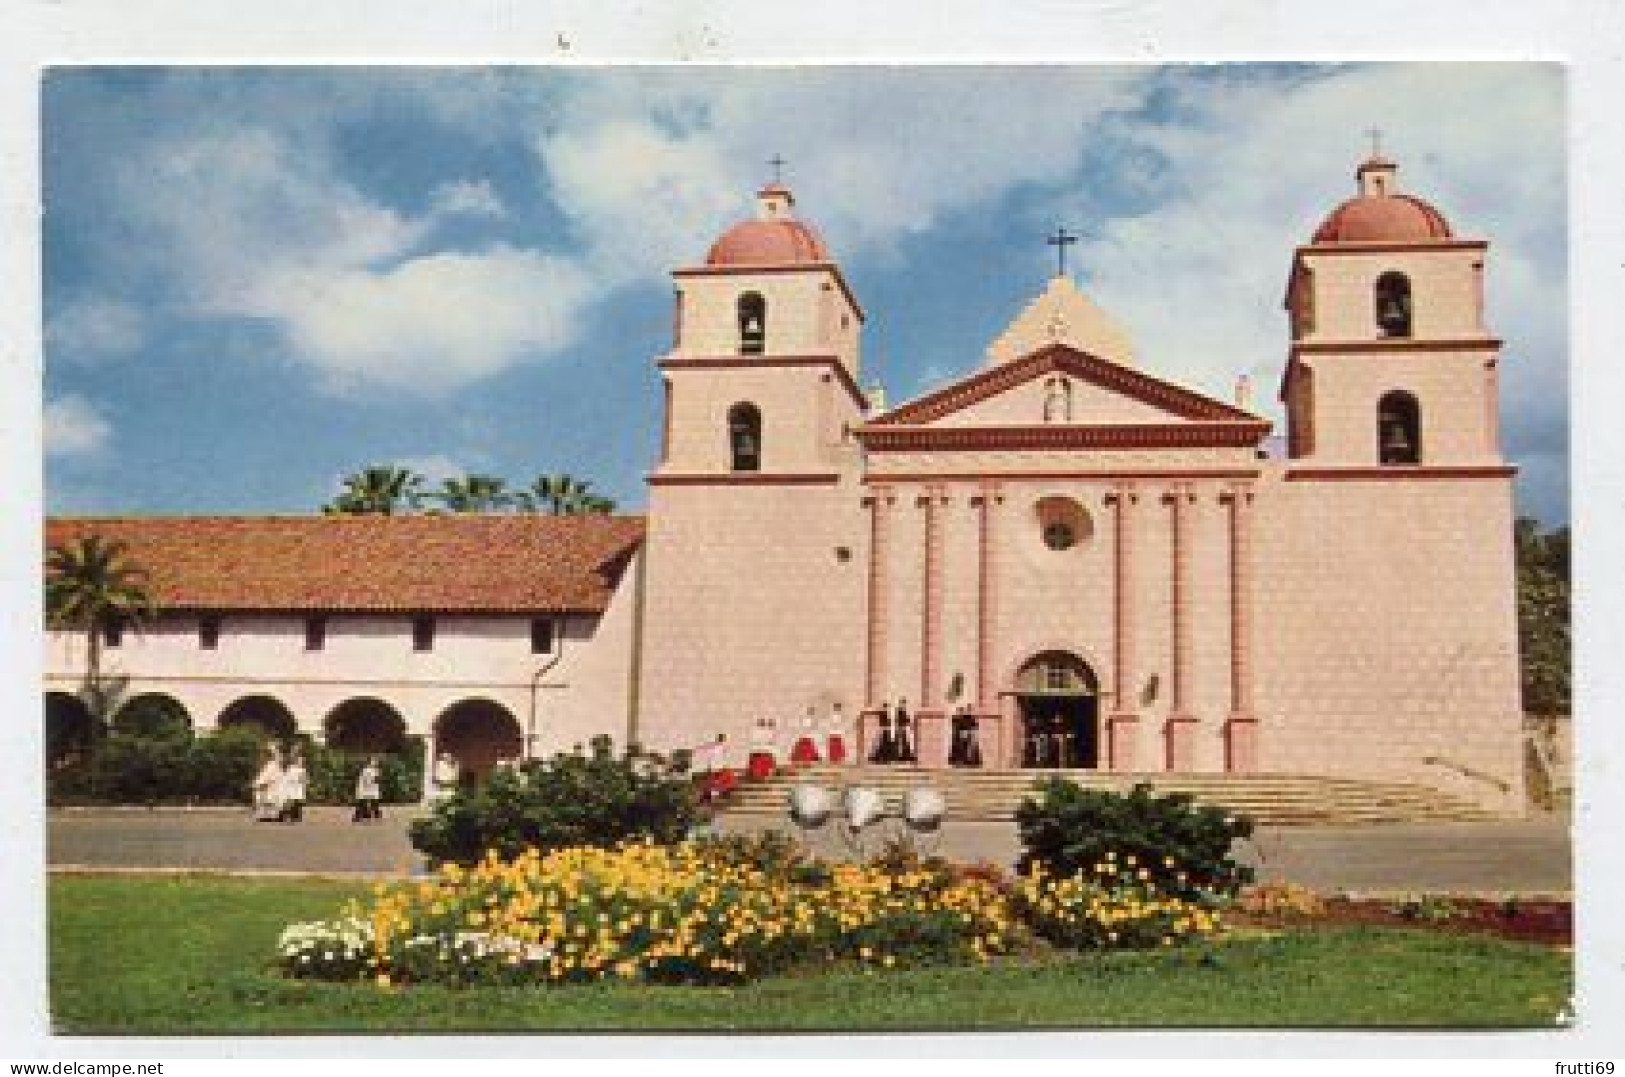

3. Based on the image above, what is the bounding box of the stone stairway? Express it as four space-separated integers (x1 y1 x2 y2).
714 765 1506 826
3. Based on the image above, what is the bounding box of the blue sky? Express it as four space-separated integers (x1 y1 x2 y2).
41 64 1569 523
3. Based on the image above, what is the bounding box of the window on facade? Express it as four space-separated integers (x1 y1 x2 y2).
530 617 555 654
1377 390 1423 465
101 621 124 649
413 616 435 652
305 616 327 652
1375 271 1413 338
199 615 221 650
1035 495 1091 551
728 402 762 472
737 292 766 354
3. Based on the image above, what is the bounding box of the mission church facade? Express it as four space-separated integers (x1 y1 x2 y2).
45 152 1526 809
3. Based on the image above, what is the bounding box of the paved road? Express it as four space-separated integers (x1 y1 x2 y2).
46 806 1573 895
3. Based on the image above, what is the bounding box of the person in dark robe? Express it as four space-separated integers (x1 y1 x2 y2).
894 699 916 764
868 704 896 764
949 705 984 768
1048 714 1068 768
963 709 983 768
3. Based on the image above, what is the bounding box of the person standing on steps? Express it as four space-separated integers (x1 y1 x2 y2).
868 702 895 764
893 699 916 764
824 703 848 765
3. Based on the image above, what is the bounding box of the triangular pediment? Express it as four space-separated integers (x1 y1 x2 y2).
986 274 1136 368
869 343 1262 429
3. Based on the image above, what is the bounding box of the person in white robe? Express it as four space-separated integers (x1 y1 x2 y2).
252 745 284 822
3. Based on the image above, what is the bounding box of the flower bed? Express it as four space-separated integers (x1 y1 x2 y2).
277 839 1230 988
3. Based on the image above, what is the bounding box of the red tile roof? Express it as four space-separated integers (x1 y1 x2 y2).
44 515 647 615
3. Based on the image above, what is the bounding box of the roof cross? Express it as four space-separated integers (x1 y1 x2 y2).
1046 226 1079 277
1366 126 1384 158
768 154 787 185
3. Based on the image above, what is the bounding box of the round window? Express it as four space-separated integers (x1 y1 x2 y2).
1043 521 1076 550
1034 495 1091 553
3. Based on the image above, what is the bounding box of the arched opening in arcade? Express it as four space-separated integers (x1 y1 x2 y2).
45 691 96 768
324 697 408 756
112 693 193 739
217 694 298 742
433 698 523 783
1014 651 1100 770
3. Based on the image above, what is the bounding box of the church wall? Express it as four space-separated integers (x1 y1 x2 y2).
662 362 850 474
1249 470 1524 809
636 479 868 767
1295 350 1501 466
676 271 862 373
45 605 635 758
932 378 1180 427
1298 247 1486 342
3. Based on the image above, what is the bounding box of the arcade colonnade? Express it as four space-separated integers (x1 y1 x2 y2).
43 680 530 787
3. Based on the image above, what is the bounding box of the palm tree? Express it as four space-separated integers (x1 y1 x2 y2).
45 535 157 723
322 465 426 515
527 473 617 516
426 474 516 514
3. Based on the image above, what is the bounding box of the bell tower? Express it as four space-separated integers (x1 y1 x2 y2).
1280 153 1504 468
638 177 870 759
657 182 866 478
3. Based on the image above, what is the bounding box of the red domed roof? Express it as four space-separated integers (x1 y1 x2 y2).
705 218 830 266
704 184 832 266
1312 194 1453 243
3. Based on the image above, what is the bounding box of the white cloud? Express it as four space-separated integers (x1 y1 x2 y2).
1062 65 1565 466
257 246 593 397
429 179 508 219
537 68 1149 270
44 394 112 457
45 297 145 363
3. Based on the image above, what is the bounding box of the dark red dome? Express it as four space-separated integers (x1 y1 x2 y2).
704 184 832 267
705 218 831 266
1312 194 1454 244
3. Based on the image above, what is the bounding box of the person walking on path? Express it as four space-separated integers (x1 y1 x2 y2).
278 748 308 823
252 744 284 822
352 755 382 823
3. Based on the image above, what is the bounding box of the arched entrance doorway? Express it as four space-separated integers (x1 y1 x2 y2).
1014 651 1100 769
218 695 298 741
325 698 408 755
434 698 522 782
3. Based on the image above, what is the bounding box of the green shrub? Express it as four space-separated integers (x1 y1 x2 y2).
408 735 704 866
1015 779 1254 900
181 725 266 803
88 733 191 805
110 696 192 740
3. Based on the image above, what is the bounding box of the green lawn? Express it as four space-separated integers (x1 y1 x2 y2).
50 874 1571 1034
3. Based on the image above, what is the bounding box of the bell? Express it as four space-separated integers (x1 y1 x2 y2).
1381 421 1412 458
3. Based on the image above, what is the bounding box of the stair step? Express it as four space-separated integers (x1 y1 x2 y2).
710 766 1503 827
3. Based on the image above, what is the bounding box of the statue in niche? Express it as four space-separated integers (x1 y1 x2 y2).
1043 376 1072 423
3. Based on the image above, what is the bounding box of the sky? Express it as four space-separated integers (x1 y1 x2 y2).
41 63 1569 523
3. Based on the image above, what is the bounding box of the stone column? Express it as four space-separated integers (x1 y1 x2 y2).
973 481 1002 765
1104 483 1140 771
918 485 947 762
1222 482 1258 772
862 485 895 761
1163 483 1198 771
